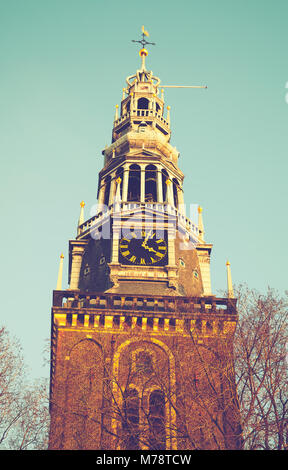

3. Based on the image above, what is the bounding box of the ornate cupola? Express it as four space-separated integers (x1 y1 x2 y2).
98 53 182 209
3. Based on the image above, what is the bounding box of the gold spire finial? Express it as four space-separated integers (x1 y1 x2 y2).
56 252 64 290
198 206 204 241
226 260 234 298
78 201 85 235
114 104 119 121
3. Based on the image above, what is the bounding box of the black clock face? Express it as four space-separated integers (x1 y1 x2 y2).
119 230 168 266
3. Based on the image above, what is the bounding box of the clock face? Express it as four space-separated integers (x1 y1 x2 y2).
119 230 168 266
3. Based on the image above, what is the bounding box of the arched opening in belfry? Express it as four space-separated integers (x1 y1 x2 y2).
172 178 179 208
122 388 140 450
148 390 166 450
127 164 141 202
137 97 149 110
103 175 111 206
161 169 169 202
145 165 157 202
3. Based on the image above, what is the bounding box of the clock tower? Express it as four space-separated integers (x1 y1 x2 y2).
48 34 242 450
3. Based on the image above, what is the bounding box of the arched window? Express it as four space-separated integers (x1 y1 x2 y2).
122 388 140 450
145 165 157 202
103 175 111 206
138 121 147 133
148 390 166 450
172 178 179 208
137 97 149 110
127 164 141 202
161 169 169 202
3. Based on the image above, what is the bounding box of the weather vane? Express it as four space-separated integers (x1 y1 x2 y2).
131 26 207 90
132 26 156 49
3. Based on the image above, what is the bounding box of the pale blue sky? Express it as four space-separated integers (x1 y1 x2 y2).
0 0 287 378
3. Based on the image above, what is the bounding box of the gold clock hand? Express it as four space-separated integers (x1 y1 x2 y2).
143 245 157 253
142 229 153 247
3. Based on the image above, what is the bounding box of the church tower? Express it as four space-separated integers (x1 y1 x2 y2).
48 32 242 451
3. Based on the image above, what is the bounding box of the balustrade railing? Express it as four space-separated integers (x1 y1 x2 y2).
52 290 237 316
77 202 199 239
114 109 169 128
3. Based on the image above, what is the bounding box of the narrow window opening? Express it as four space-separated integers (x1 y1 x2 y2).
138 97 149 109
145 165 157 202
103 176 111 206
172 178 179 208
161 169 169 202
148 390 166 450
122 389 140 450
127 164 141 202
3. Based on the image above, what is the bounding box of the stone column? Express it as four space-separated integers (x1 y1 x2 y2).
156 166 163 203
108 172 117 207
98 180 106 207
177 185 185 215
167 229 176 266
166 179 174 206
122 164 129 203
140 165 146 203
69 245 85 290
111 227 120 264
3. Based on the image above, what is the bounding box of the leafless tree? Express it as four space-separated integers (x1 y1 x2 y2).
0 327 49 450
234 285 288 450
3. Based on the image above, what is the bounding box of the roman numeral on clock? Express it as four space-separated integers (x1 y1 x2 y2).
121 250 130 257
